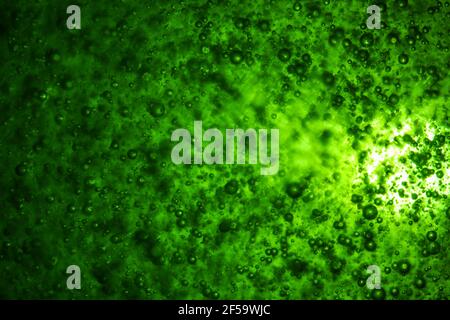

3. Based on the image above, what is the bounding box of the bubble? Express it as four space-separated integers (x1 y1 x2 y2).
426 231 437 241
286 182 306 199
328 28 344 46
219 219 234 232
320 129 332 143
224 179 239 194
396 0 408 8
147 100 165 117
301 53 312 65
329 258 345 275
429 241 441 254
127 149 137 159
388 32 400 44
364 230 374 240
322 71 335 87
188 255 197 264
229 50 243 64
390 287 399 297
371 288 386 300
293 2 302 11
15 162 28 176
287 61 308 76
311 208 328 222
427 65 438 76
257 20 271 32
137 176 145 185
332 94 344 107
277 48 292 62
234 17 250 29
363 205 378 220
360 33 374 47
199 32 207 41
175 209 183 218
341 39 351 50
398 53 409 64
119 107 130 118
414 276 426 289
398 260 411 275
177 218 186 228
365 240 377 251
357 49 369 62
388 94 399 106
333 220 345 229
351 194 363 203
288 259 308 278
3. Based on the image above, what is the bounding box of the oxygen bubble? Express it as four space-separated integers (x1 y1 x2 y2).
148 101 165 117
398 260 411 275
15 162 28 176
332 94 344 107
426 231 437 241
364 240 377 251
398 53 409 64
286 182 305 199
188 256 197 264
229 50 243 64
414 277 426 289
127 149 137 159
371 288 386 300
284 213 294 222
363 205 378 220
301 53 312 65
234 18 250 30
388 94 399 106
322 71 336 87
388 32 400 44
224 180 239 194
175 209 183 218
360 33 374 47
391 287 400 297
177 218 187 228
429 242 441 255
277 48 292 62
333 221 345 229
396 0 408 8
257 20 271 32
351 194 363 203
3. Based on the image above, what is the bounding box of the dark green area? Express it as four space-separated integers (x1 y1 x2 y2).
0 0 449 299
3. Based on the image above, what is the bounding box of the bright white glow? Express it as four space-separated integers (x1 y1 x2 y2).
354 121 448 215
391 123 412 141
425 123 435 140
366 144 411 183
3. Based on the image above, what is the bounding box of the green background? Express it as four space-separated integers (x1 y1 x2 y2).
0 0 448 299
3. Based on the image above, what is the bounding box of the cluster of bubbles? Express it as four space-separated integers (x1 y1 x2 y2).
1 0 448 299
